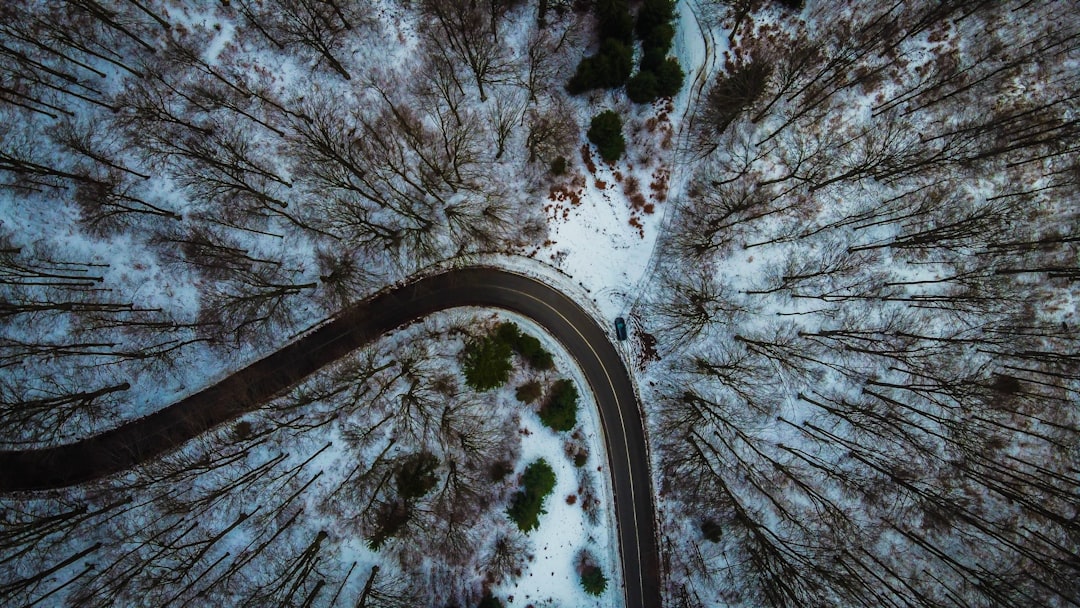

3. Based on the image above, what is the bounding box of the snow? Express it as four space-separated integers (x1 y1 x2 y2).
526 0 717 322
495 311 621 606
539 168 660 320
9 0 1076 606
506 414 616 607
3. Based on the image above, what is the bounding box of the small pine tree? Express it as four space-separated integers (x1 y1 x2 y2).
496 321 521 343
587 111 626 163
567 39 632 93
517 334 554 369
462 335 514 391
539 379 579 431
595 38 633 86
581 564 608 596
627 70 660 103
567 57 600 94
395 452 440 500
643 22 675 55
507 459 557 532
655 57 685 97
595 0 634 43
635 0 676 39
640 44 667 72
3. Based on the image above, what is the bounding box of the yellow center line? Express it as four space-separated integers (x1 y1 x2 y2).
489 284 644 606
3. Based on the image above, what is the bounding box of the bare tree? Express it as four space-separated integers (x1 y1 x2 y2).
419 0 511 101
233 0 371 80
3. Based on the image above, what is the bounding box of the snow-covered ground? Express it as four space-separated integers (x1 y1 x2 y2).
495 311 621 607
11 0 1075 606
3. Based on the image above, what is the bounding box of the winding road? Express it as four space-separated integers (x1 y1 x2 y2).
0 268 661 608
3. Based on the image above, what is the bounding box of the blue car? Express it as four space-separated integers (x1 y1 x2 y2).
614 317 628 341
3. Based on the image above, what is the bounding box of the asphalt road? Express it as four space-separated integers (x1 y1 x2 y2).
0 268 661 608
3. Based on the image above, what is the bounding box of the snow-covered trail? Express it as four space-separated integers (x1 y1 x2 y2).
626 0 725 312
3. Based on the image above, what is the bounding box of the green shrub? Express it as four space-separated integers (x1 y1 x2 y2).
507 459 557 532
655 57 685 97
550 156 567 175
636 0 676 39
701 518 724 542
478 592 504 608
643 22 675 55
516 380 543 404
587 111 626 163
462 334 514 391
497 321 555 370
595 0 634 44
627 70 659 103
539 379 579 432
567 38 633 93
574 452 588 467
368 501 410 550
581 564 608 596
395 452 439 500
702 61 771 134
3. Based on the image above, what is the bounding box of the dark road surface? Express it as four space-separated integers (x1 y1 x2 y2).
0 268 661 608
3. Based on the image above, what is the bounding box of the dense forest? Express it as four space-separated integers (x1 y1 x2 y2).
648 1 1080 606
1 0 1078 607
1 0 611 606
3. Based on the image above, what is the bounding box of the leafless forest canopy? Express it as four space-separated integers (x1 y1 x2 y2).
651 1 1079 607
1 0 589 606
0 0 1078 606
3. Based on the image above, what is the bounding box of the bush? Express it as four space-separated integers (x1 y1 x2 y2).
233 420 253 440
636 0 676 39
642 22 675 55
587 111 626 163
550 156 567 175
507 459 557 532
497 321 555 370
567 38 633 93
581 564 608 596
516 380 543 404
490 460 514 482
539 379 579 431
701 518 724 542
478 592 504 608
396 452 440 500
462 334 514 391
627 70 659 103
369 501 410 550
702 61 771 134
655 57 685 97
595 0 634 44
